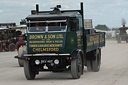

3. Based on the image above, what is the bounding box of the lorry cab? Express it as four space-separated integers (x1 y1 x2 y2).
26 5 84 55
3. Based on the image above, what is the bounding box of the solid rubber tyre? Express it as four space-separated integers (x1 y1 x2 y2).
18 59 24 67
24 60 36 80
9 43 16 51
71 53 82 79
18 47 24 67
92 49 101 72
117 37 121 43
0 43 3 52
4 45 9 51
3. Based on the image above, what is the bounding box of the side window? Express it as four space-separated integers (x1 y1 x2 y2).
78 17 83 31
70 19 76 31
70 19 79 31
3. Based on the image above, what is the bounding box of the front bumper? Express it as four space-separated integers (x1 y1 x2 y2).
24 53 70 57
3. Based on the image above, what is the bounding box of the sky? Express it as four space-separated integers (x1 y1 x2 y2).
0 0 128 28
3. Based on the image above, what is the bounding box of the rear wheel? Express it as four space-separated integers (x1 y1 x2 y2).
9 43 16 51
117 37 121 43
4 45 9 51
0 42 3 52
92 49 101 72
71 53 82 79
24 60 36 80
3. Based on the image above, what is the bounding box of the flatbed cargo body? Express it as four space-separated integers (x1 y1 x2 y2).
86 32 105 52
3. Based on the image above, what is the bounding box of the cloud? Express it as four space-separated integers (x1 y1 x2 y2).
0 10 3 13
115 0 128 6
0 0 128 27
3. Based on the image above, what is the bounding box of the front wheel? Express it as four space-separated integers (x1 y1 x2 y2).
24 60 36 80
71 53 82 79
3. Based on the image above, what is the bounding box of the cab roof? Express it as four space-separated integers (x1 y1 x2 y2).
26 12 81 21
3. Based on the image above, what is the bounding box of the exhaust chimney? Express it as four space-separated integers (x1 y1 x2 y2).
36 4 39 13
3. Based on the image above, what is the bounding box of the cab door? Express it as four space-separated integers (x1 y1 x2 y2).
67 18 78 50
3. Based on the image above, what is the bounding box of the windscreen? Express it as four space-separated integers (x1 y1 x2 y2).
28 20 67 32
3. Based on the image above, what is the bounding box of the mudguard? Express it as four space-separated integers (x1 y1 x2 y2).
71 50 84 59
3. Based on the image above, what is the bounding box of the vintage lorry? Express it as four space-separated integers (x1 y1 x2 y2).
116 27 128 43
17 2 105 80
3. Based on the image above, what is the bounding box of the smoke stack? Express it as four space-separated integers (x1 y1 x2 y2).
122 18 126 27
36 4 39 13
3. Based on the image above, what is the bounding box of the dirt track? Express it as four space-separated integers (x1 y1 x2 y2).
0 40 128 85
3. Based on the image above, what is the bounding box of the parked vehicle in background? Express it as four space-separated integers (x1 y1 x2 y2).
9 25 27 67
0 27 9 52
116 27 128 43
0 25 27 52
